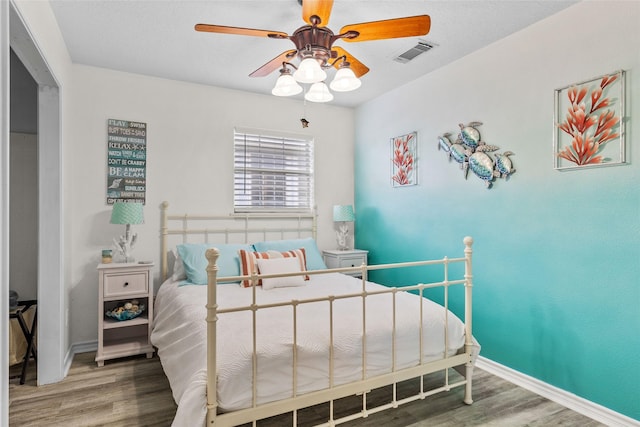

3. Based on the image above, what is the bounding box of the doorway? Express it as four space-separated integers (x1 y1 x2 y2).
5 1 65 391
9 47 38 307
8 47 38 385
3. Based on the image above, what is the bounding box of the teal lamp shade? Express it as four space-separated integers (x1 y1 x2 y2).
110 202 144 225
333 205 355 222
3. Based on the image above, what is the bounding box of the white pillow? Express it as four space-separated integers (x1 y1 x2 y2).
256 256 306 290
171 249 187 281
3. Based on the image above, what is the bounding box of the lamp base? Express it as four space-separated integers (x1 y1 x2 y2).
113 244 136 263
335 223 350 251
113 225 138 263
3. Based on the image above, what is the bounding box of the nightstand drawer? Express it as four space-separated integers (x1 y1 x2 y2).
337 256 366 268
322 249 369 277
322 249 369 275
104 272 148 298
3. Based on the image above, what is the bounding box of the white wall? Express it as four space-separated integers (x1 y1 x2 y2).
9 44 38 303
65 65 355 344
9 132 37 300
9 49 37 134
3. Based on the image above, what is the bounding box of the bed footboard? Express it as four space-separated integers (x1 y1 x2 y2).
204 236 475 426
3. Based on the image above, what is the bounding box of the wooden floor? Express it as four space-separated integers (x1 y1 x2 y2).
9 352 605 427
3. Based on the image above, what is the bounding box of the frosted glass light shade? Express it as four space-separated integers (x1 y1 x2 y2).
305 82 334 103
293 57 327 83
333 205 355 222
272 73 302 96
330 67 361 92
110 201 144 225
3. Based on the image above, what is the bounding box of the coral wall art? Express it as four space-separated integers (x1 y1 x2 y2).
554 70 625 170
391 131 417 187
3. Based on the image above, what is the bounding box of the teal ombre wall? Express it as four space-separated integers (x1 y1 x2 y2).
353 2 639 421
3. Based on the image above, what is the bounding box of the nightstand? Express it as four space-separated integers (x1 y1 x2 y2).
96 262 154 366
322 249 368 277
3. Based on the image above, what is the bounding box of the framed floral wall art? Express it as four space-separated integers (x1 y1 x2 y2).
553 70 625 170
391 131 417 187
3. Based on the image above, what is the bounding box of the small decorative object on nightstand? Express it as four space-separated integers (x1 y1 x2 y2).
323 249 368 277
96 262 154 366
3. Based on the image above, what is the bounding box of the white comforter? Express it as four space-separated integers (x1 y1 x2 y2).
151 273 476 427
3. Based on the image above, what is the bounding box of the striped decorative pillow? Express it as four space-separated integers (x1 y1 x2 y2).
238 248 309 287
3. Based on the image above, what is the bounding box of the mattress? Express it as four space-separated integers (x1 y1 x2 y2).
151 272 476 427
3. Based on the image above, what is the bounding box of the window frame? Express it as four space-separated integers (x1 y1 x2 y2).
233 127 315 213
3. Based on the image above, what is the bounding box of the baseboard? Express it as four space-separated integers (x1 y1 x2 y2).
63 340 98 377
476 356 639 427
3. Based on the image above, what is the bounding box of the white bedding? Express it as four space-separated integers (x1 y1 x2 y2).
151 273 476 427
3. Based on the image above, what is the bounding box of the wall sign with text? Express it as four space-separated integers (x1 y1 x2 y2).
106 119 147 205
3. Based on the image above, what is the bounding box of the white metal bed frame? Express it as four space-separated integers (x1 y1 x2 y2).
159 202 475 427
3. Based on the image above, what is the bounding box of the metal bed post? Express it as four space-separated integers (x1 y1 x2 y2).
205 248 220 425
463 236 474 405
161 201 169 281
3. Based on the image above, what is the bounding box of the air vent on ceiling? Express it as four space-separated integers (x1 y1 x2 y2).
394 41 433 64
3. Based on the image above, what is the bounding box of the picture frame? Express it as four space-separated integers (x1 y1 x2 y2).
106 118 148 204
391 131 417 187
553 70 625 171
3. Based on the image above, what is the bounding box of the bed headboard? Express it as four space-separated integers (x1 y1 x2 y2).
160 201 317 281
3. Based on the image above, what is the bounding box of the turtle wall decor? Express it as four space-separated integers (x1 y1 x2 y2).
437 122 515 188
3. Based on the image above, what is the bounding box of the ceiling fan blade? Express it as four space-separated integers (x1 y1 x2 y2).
195 24 289 39
302 0 334 27
339 15 430 42
331 46 369 77
249 50 298 77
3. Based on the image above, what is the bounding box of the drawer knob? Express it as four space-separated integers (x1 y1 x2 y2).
123 282 129 287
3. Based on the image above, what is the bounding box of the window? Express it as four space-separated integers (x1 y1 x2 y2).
234 128 314 212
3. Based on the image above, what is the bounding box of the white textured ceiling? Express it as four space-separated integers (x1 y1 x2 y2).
48 0 577 107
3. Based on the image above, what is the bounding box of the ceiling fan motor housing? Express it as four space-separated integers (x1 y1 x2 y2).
291 26 336 65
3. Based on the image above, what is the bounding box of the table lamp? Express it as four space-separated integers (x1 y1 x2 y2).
333 205 355 250
110 201 144 262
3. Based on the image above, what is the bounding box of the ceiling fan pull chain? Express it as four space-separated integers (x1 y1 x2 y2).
300 96 310 128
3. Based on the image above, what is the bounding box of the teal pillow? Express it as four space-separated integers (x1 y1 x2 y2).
176 243 253 285
253 238 327 270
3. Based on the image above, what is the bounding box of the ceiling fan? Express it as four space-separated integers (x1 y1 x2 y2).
195 0 431 102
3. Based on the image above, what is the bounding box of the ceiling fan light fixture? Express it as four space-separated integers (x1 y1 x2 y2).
197 7 432 104
305 82 334 103
293 57 327 83
329 64 361 92
272 69 303 96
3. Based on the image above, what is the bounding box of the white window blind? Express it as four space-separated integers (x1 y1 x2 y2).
234 128 314 212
